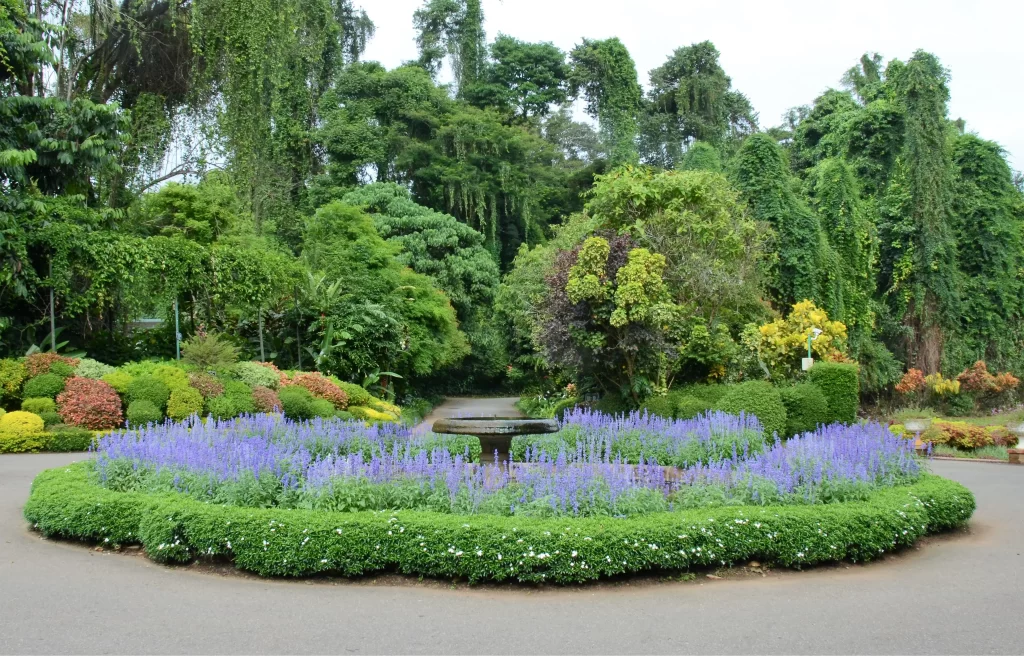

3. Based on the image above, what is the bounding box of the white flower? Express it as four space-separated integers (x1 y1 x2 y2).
571 550 578 557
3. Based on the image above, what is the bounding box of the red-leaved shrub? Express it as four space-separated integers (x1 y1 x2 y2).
956 361 995 394
252 386 282 413
188 372 224 399
287 372 349 409
25 353 80 377
56 377 123 429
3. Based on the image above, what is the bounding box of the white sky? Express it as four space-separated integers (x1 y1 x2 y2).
362 0 1023 171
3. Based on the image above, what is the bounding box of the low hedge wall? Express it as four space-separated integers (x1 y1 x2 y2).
0 428 96 454
25 462 975 584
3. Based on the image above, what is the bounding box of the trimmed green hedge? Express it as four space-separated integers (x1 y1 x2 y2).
779 383 830 437
809 362 860 425
714 381 787 439
24 462 974 584
0 427 95 453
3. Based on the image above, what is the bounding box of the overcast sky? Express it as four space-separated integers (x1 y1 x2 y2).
362 0 1023 171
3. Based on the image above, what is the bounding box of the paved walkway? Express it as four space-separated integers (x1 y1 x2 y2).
1 398 1021 654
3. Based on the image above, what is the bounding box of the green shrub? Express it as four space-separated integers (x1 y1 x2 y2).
152 365 190 393
779 383 830 437
22 373 66 399
24 462 975 583
21 397 57 414
309 398 336 419
101 371 134 394
0 358 28 402
0 410 45 437
674 395 712 420
181 331 240 369
334 410 355 421
278 386 315 421
45 426 95 452
206 396 240 420
552 398 579 421
126 376 172 411
714 381 787 439
167 388 205 421
808 362 860 425
49 361 76 378
640 395 675 419
233 362 281 390
591 395 631 416
74 358 116 380
332 380 372 406
220 380 255 415
675 384 729 406
38 411 62 427
126 400 163 427
944 393 976 417
348 405 397 422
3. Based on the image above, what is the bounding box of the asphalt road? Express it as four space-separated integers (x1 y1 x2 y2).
1 401 1021 654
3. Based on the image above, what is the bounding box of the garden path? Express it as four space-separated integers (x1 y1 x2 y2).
1 412 1022 654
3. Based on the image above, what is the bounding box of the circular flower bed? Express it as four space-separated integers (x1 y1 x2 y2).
23 412 976 583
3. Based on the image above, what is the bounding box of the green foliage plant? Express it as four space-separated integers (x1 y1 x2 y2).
167 388 205 421
0 359 28 403
639 395 675 419
126 400 163 427
278 386 316 421
779 384 830 437
808 362 860 425
101 371 134 395
714 381 787 440
21 397 57 414
22 374 65 399
233 362 280 390
181 331 240 370
24 462 975 583
673 395 713 420
126 376 171 412
75 358 116 380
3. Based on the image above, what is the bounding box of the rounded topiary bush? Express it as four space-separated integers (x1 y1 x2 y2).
206 395 240 421
278 386 315 421
808 362 860 425
167 388 204 421
640 394 675 419
126 376 171 411
252 386 282 413
38 411 62 426
0 358 28 403
21 397 57 414
289 372 348 409
676 384 729 406
100 371 133 394
779 383 830 437
188 372 224 399
332 379 371 406
22 373 66 399
591 395 631 416
714 381 787 440
126 400 163 427
674 395 712 420
220 380 255 415
552 398 579 421
151 365 190 393
233 361 281 390
56 377 124 430
49 361 76 378
74 358 115 380
0 410 45 437
309 398 336 419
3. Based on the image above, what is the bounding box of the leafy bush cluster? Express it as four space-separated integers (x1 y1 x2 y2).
896 360 1021 415
24 462 974 583
56 377 124 430
25 353 80 378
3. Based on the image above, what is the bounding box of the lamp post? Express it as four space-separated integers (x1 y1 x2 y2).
803 327 823 371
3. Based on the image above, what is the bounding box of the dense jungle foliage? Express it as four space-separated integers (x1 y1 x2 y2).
2 0 1022 404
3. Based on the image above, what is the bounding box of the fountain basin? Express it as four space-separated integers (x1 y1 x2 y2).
431 416 559 463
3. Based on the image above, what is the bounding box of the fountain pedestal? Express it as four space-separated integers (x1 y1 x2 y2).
431 417 559 463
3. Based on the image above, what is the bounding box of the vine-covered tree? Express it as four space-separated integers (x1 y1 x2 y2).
569 37 642 166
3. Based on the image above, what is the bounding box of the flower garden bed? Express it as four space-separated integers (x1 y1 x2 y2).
24 410 977 583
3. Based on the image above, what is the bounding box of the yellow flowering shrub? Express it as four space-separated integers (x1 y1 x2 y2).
924 373 960 397
751 300 848 377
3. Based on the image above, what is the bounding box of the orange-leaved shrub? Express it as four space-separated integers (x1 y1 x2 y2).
287 372 348 409
56 377 123 430
922 421 992 450
25 353 79 377
895 369 927 396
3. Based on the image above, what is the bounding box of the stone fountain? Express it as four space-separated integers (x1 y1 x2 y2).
431 416 559 463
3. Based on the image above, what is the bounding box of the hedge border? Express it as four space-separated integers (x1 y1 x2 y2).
24 462 975 584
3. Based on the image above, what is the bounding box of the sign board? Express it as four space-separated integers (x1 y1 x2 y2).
802 357 814 371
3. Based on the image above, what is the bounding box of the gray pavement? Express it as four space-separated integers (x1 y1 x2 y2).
1 398 1022 654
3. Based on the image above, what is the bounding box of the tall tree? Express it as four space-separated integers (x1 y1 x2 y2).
569 37 642 166
467 34 568 121
643 41 757 167
413 0 486 96
883 50 960 374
